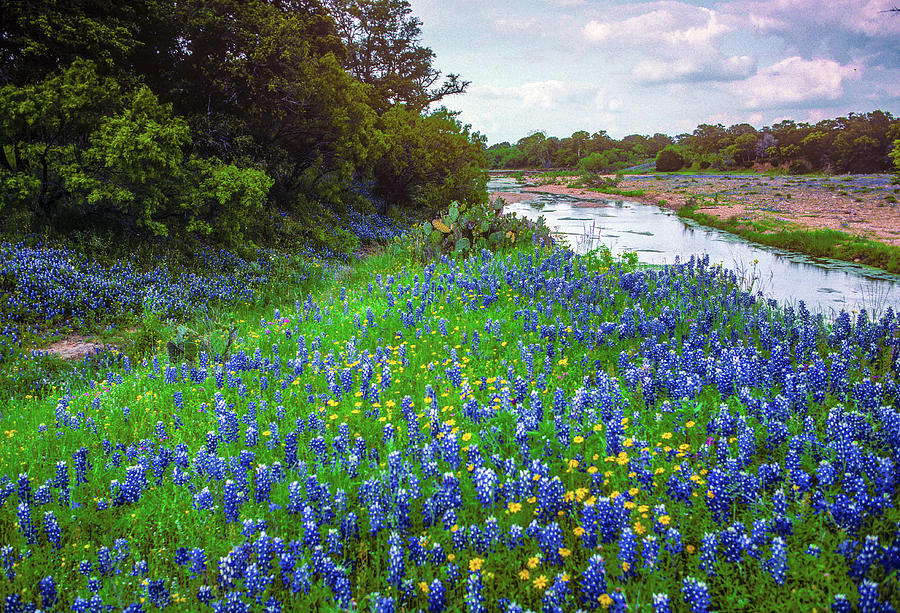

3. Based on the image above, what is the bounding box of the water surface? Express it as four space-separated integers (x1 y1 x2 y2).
489 177 900 315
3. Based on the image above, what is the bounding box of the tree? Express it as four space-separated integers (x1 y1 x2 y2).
724 132 758 166
890 139 900 184
372 105 486 214
687 124 727 156
517 132 552 169
655 147 686 172
0 60 272 249
0 0 145 86
323 0 468 111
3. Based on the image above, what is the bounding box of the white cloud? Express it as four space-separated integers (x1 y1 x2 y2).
472 80 610 111
583 4 731 49
733 57 862 108
724 0 900 38
632 55 756 83
581 3 758 85
492 17 539 34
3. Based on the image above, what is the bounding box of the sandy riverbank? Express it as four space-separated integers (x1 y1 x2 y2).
492 173 900 247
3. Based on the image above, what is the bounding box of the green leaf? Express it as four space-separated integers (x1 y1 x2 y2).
455 237 470 253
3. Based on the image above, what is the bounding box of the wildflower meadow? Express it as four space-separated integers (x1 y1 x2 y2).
0 240 898 612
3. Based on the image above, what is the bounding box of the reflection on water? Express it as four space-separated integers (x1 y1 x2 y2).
489 177 900 315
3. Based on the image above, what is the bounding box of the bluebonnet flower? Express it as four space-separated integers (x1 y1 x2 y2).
16 472 31 505
472 467 498 508
245 427 259 448
73 446 91 485
223 480 242 523
17 502 36 545
388 543 405 589
122 464 147 504
539 522 564 565
451 523 468 550
579 554 607 608
719 523 747 564
642 535 660 569
428 578 446 612
178 547 203 576
148 579 172 609
698 532 717 576
765 536 788 585
850 535 883 580
681 577 711 613
373 595 396 613
465 570 486 613
255 464 273 503
0 545 15 581
244 562 272 598
44 510 62 549
39 575 58 608
858 579 892 613
193 487 215 511
302 506 320 548
618 527 638 579
831 594 851 613
772 488 793 537
652 593 672 613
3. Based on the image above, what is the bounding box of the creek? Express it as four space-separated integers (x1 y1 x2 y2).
488 176 900 315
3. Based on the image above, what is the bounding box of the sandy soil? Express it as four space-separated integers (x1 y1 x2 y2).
46 335 109 360
496 173 900 247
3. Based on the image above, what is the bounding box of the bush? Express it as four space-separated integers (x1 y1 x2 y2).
655 147 685 172
788 160 810 175
408 199 552 260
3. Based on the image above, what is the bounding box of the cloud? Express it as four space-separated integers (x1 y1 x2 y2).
724 0 900 38
581 3 757 84
492 17 539 34
472 80 612 111
733 56 862 108
632 55 756 84
583 4 731 49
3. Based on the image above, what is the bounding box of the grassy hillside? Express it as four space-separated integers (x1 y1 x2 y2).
0 233 898 611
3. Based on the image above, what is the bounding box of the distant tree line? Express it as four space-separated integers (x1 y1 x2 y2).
489 111 900 176
0 0 487 252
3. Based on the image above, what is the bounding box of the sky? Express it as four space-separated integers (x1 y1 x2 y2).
407 0 900 144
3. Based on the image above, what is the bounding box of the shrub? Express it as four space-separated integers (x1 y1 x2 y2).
409 199 552 260
655 147 685 172
787 160 809 175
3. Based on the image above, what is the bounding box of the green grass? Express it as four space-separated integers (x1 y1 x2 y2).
678 204 900 274
0 234 898 611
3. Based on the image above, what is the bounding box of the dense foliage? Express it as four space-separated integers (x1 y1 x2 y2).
409 198 552 260
655 147 686 173
0 0 487 250
489 111 900 175
0 243 898 611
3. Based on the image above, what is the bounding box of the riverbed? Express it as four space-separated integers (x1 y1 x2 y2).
489 176 900 315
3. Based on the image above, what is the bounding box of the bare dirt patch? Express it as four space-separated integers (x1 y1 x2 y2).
46 335 110 361
488 191 544 205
